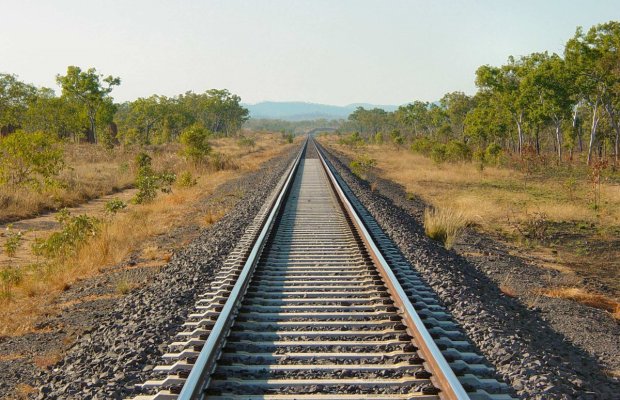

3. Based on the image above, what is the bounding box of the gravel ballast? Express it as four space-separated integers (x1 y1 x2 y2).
22 146 299 399
320 144 620 400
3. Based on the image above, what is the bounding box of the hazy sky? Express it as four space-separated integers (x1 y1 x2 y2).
1 0 618 105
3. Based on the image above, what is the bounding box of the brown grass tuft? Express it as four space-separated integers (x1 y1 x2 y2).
115 277 139 295
543 287 620 320
500 284 518 297
423 207 467 249
14 383 36 399
33 351 63 369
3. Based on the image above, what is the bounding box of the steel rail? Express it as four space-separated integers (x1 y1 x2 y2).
177 139 308 400
314 140 470 400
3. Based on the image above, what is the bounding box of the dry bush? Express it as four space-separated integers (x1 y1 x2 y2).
423 207 467 249
543 287 620 320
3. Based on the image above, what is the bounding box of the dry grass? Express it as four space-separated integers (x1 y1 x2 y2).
543 287 620 320
320 135 620 313
0 145 137 223
14 384 36 400
499 284 518 298
320 137 620 230
0 132 298 336
33 351 63 368
423 207 467 249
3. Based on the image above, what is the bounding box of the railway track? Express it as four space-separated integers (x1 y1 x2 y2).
135 139 513 400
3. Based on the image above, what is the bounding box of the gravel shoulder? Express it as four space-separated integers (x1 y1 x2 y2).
322 145 620 400
0 145 298 400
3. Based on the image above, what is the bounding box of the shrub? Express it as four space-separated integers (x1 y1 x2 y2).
374 132 384 144
0 267 22 301
180 124 211 163
349 155 377 178
445 141 472 162
0 130 65 187
339 132 365 147
32 209 100 260
209 152 239 171
281 132 294 144
410 137 434 155
423 207 467 249
104 199 127 215
485 143 503 165
177 171 197 187
132 153 176 204
237 136 256 149
3 225 24 257
430 143 447 164
389 130 404 145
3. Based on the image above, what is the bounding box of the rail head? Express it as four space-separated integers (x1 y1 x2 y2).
314 139 470 400
177 138 307 400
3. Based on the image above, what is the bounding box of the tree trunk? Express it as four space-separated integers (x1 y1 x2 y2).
88 115 97 144
555 122 562 163
516 115 524 155
534 127 540 155
587 103 600 165
603 103 620 165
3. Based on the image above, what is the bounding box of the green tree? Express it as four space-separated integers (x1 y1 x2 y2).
440 91 474 140
24 88 84 140
475 57 535 155
395 101 430 136
56 66 120 144
565 22 620 164
0 74 36 133
522 53 574 162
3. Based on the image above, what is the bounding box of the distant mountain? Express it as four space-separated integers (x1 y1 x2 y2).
245 101 399 121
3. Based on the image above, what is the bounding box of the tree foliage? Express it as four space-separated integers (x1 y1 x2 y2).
0 130 64 187
340 20 620 166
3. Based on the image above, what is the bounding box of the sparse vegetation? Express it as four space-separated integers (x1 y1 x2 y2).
104 199 127 216
132 153 176 204
3 225 24 258
0 130 65 187
177 171 197 187
31 209 100 260
0 133 296 335
0 266 22 301
349 154 376 179
321 133 620 313
115 277 139 294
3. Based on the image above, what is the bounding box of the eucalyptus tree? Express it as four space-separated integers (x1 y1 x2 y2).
24 87 84 140
475 57 534 155
440 91 475 140
394 101 430 137
123 95 167 144
565 22 620 164
56 66 121 143
348 107 390 136
464 91 511 149
0 74 36 134
519 52 574 161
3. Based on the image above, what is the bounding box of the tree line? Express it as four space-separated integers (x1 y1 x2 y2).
0 66 249 146
343 21 620 166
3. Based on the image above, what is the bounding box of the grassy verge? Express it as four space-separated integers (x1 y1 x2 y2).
0 132 297 336
319 135 620 318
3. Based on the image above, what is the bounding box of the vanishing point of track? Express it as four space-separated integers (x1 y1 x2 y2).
135 138 512 400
